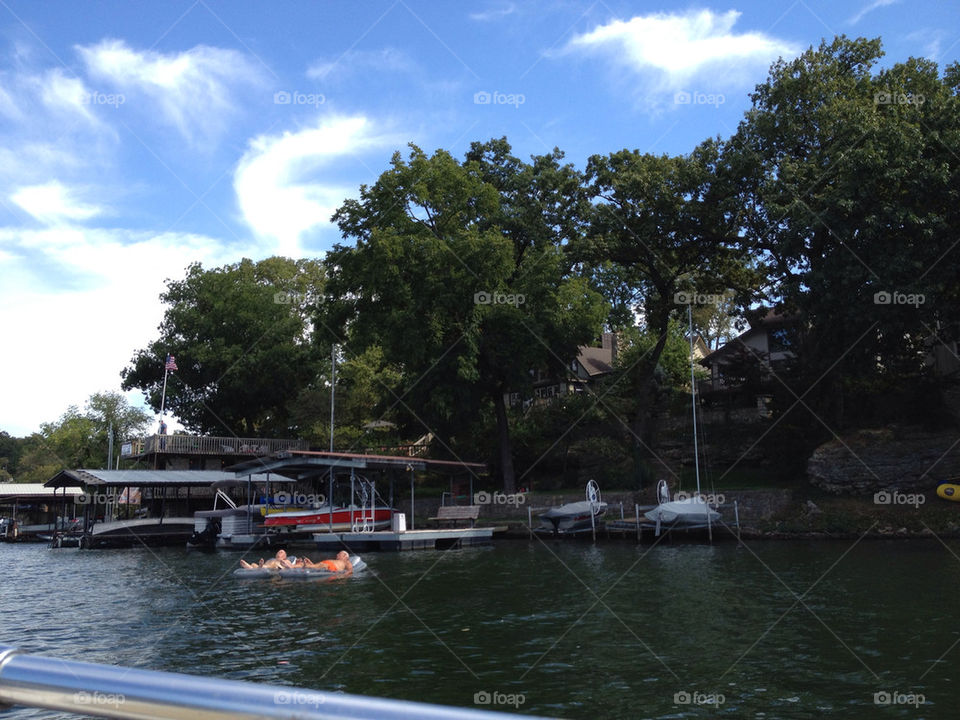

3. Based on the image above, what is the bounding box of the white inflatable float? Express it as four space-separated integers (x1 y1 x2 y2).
233 555 366 578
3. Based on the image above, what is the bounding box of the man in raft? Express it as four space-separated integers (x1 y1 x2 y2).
301 551 353 575
239 548 297 569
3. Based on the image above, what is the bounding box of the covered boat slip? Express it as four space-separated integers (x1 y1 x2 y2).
43 469 270 548
228 450 494 552
0 484 84 541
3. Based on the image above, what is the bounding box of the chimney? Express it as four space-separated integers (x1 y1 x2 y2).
601 332 617 364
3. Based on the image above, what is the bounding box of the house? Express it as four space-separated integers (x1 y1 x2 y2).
699 309 800 397
507 332 618 408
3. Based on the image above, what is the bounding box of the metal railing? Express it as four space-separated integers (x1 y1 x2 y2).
0 645 545 719
124 435 309 457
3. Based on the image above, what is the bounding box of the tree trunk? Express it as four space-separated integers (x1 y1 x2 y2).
493 387 516 494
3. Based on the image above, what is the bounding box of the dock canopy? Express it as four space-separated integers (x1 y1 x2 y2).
226 450 487 479
44 469 271 489
0 483 83 500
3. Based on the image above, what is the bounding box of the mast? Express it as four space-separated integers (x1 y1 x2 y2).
688 304 701 496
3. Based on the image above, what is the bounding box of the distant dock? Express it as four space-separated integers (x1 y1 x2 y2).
312 526 494 552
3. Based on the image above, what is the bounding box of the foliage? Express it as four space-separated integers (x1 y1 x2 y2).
323 140 607 491
13 392 151 483
725 36 960 429
121 257 325 436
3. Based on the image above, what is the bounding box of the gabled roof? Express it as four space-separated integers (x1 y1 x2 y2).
577 346 615 376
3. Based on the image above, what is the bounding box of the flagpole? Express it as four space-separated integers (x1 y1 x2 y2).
159 365 169 424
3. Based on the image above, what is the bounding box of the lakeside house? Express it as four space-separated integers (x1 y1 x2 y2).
507 332 618 409
699 309 800 405
121 434 308 470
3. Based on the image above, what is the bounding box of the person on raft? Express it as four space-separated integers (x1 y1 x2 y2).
238 549 352 574
239 548 297 570
300 550 353 575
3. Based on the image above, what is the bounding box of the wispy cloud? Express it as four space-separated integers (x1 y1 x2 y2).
563 9 798 98
848 0 900 25
77 39 265 144
233 115 396 257
469 2 516 22
307 47 418 82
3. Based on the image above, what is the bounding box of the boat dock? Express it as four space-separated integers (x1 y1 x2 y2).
312 526 494 552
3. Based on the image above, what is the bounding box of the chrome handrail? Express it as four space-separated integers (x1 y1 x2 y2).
0 645 543 719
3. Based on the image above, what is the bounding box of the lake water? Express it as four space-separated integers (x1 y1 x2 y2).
0 537 958 719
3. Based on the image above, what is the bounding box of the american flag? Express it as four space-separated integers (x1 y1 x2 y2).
165 355 178 371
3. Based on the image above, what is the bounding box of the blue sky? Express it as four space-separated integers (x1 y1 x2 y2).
0 0 957 438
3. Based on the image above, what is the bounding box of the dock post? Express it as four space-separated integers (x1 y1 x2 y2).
527 506 532 539
635 504 640 543
734 500 741 541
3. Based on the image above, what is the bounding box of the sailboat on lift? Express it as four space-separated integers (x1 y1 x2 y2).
645 305 722 533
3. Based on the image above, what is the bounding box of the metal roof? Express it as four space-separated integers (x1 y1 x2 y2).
0 483 83 499
44 469 273 489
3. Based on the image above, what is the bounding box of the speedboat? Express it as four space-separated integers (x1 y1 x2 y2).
263 505 393 533
538 480 606 534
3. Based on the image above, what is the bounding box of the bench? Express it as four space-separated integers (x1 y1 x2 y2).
428 505 480 528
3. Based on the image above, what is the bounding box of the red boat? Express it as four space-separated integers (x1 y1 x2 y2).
263 505 393 532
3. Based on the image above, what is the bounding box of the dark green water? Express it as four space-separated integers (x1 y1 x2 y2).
1 537 958 719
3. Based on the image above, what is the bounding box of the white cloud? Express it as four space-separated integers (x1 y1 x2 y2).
307 47 417 81
848 0 900 25
77 39 263 143
234 115 394 257
11 181 102 224
565 10 798 92
469 3 517 22
0 227 245 437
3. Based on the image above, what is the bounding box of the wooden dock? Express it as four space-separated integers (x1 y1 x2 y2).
312 527 494 552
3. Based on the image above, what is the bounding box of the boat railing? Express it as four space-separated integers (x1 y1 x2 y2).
0 644 541 720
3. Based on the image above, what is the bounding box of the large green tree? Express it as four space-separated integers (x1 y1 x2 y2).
725 36 960 429
122 257 325 436
576 141 759 482
323 140 607 491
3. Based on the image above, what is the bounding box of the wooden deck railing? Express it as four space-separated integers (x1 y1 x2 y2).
123 435 309 457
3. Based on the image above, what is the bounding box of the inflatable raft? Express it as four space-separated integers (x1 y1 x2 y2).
936 482 960 502
233 555 366 578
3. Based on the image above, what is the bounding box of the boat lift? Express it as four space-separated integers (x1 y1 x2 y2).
0 645 545 720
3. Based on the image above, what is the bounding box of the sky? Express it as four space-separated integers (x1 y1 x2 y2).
0 0 957 438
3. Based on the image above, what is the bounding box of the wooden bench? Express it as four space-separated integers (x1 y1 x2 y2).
428 505 480 528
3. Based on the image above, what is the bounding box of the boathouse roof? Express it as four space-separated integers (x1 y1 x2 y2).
0 483 83 499
44 469 273 489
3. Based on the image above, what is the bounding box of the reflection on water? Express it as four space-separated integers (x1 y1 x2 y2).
1 538 958 718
